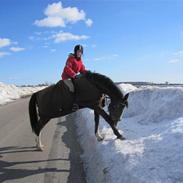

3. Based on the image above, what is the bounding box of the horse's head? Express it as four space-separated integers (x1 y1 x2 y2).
108 93 129 126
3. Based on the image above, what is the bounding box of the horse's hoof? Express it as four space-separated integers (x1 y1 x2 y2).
36 145 44 151
37 146 44 151
117 136 126 140
96 133 104 141
97 136 104 141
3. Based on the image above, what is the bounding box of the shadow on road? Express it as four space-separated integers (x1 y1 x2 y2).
58 114 86 183
0 113 86 183
0 146 36 155
0 145 68 183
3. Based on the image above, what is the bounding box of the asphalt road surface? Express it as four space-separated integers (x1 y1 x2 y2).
0 97 86 183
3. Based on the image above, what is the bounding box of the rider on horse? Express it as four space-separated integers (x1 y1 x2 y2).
61 44 87 111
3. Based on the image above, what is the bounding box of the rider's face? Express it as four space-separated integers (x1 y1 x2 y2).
76 50 82 58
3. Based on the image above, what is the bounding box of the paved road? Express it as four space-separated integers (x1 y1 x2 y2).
0 97 86 183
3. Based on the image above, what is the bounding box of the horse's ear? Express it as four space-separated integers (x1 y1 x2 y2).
123 93 129 101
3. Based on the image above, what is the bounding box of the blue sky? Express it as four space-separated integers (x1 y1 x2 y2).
0 0 183 85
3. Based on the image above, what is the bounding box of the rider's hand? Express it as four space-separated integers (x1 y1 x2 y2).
75 73 83 79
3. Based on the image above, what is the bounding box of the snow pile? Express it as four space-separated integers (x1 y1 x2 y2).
118 83 137 95
75 85 183 183
0 82 45 105
125 86 183 123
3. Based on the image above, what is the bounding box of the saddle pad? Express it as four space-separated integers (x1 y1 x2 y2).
36 80 73 117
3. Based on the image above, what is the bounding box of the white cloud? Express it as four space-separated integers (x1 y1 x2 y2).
0 51 10 58
0 38 11 48
29 36 35 40
10 47 25 52
50 49 56 52
94 54 119 61
168 59 180 64
112 54 119 57
35 16 65 27
174 50 183 57
34 1 92 28
43 44 49 48
53 32 89 42
12 41 18 45
91 44 96 48
34 32 42 36
85 18 93 27
0 38 25 56
168 50 183 64
94 56 105 61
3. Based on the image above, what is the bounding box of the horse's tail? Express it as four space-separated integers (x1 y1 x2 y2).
29 93 40 136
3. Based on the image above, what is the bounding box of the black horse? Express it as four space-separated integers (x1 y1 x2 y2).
29 72 129 150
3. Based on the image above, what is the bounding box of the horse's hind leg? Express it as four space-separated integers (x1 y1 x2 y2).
35 117 50 151
35 131 44 151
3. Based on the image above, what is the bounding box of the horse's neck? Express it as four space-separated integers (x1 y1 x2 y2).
96 82 121 103
106 91 119 104
86 73 123 102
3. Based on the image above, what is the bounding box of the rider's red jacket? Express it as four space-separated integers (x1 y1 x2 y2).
61 54 87 80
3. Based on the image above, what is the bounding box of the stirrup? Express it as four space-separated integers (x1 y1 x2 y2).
72 103 79 111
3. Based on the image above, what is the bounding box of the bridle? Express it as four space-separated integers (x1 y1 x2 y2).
104 95 126 111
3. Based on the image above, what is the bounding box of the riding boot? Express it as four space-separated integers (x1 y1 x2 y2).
63 79 79 111
72 93 79 111
71 79 79 112
72 103 79 111
71 84 79 112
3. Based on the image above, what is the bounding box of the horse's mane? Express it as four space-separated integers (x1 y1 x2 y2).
85 72 123 100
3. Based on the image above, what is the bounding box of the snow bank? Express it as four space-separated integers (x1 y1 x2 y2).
0 82 45 105
75 85 183 183
118 83 137 95
1 81 183 183
125 86 183 123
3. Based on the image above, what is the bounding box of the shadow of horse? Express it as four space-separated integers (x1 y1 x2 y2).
59 114 86 183
0 145 67 183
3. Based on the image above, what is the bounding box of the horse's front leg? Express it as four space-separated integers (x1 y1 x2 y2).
94 110 104 141
94 106 125 140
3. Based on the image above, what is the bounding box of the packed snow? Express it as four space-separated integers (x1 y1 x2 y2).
75 85 183 183
1 81 183 183
0 82 45 105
